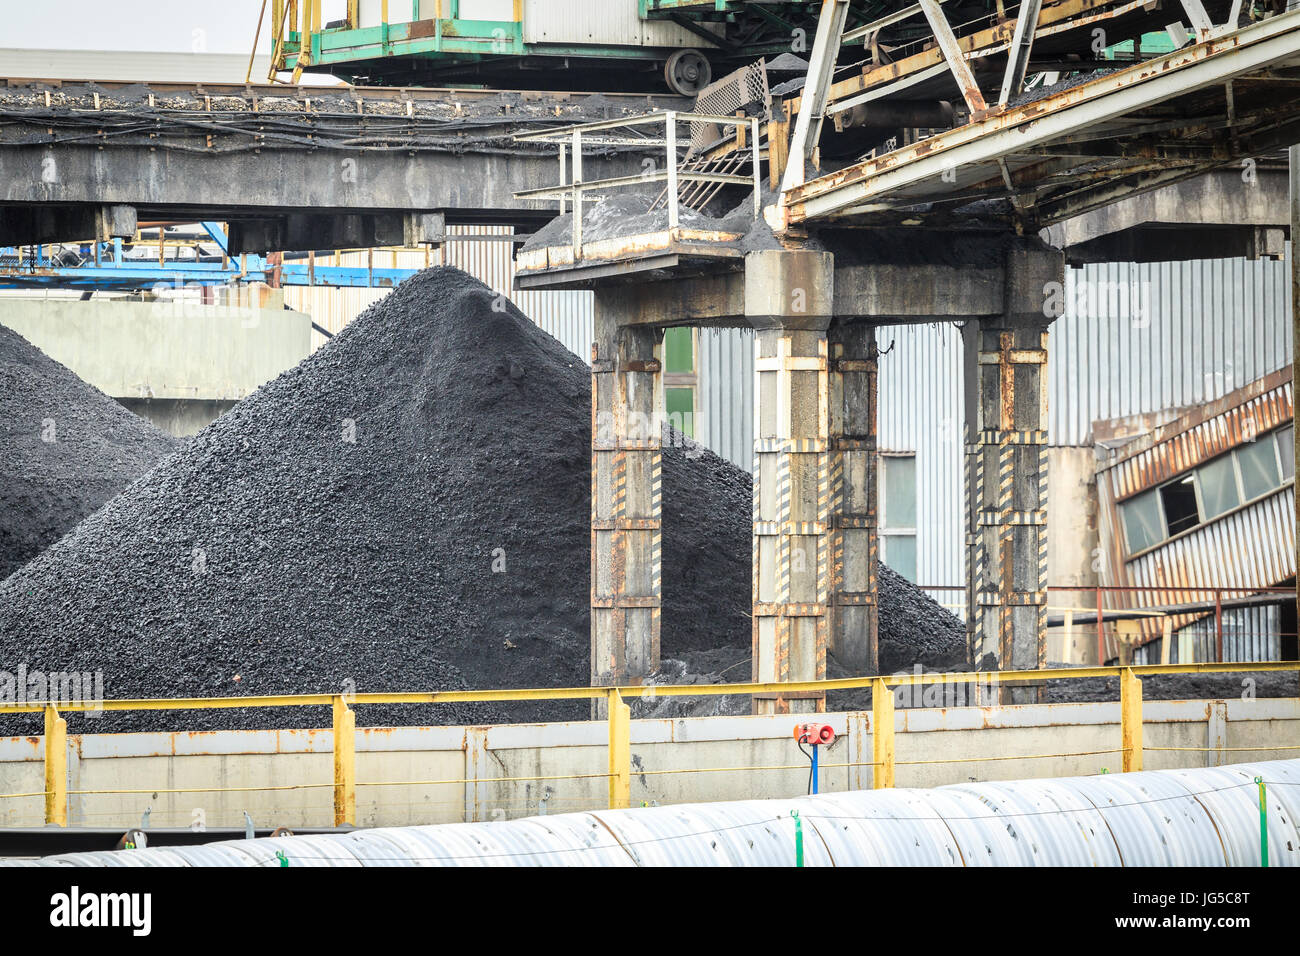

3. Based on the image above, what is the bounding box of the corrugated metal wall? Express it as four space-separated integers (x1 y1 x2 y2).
1049 256 1293 446
697 328 753 468
1132 604 1284 664
875 322 965 590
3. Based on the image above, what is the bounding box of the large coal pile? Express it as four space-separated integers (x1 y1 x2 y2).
0 267 967 734
0 268 757 732
0 324 178 581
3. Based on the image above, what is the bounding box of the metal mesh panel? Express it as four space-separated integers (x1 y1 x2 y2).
688 59 771 157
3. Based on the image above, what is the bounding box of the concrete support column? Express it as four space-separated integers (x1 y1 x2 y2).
591 296 663 696
828 321 879 674
747 250 835 714
963 240 1063 703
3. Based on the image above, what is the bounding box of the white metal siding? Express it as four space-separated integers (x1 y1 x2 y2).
876 322 965 590
522 0 718 48
358 0 415 27
1050 255 1292 447
697 327 753 469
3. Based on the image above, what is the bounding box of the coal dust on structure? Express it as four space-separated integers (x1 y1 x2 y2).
0 268 975 734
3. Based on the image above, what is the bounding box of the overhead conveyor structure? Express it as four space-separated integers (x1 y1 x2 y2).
773 0 1300 230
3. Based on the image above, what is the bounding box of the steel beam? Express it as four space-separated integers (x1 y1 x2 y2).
784 10 1300 223
918 0 989 114
998 0 1045 107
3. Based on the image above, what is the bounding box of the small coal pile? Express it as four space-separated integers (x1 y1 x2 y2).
0 324 178 581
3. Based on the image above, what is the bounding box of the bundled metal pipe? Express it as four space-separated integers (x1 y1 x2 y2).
10 759 1297 867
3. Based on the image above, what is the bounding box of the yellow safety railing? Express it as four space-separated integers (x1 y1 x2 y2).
3 661 1296 827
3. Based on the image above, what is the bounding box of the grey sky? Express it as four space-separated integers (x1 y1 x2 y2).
4 1 286 53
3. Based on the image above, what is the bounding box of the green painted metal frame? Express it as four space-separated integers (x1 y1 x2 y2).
281 2 838 73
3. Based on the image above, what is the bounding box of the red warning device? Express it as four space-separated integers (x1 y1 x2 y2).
793 722 836 746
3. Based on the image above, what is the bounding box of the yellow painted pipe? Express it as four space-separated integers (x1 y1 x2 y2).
332 696 356 826
1121 667 1143 772
871 677 894 788
607 689 631 809
0 661 1293 715
43 706 67 826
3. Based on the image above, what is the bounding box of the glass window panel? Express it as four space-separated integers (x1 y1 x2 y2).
1159 476 1201 535
663 327 694 374
883 534 918 582
1196 455 1240 519
1237 437 1280 501
1277 425 1295 481
664 387 695 437
1121 488 1163 553
883 456 917 529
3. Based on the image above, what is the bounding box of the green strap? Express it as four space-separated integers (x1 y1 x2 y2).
1256 776 1268 868
791 809 803 868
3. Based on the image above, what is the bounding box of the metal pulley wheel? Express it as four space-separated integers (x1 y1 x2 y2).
664 49 712 96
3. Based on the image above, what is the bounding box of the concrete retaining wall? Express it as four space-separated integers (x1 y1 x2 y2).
0 297 310 435
0 698 1295 830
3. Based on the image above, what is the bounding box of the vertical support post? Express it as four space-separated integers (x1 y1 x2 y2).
332 695 356 826
963 240 1062 703
607 689 631 809
1120 667 1143 772
748 251 835 714
1214 589 1224 662
751 117 762 220
828 321 879 674
558 143 568 216
997 0 1044 106
1292 145 1300 637
43 705 67 827
871 677 894 788
1096 584 1105 665
571 130 583 256
768 106 790 191
1207 700 1228 767
591 297 663 708
666 112 679 230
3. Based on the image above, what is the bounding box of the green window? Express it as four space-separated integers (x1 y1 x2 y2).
665 386 695 438
880 454 918 582
662 328 696 438
1238 437 1281 502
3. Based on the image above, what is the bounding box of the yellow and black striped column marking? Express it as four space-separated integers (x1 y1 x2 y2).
973 332 1049 701
753 333 831 715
